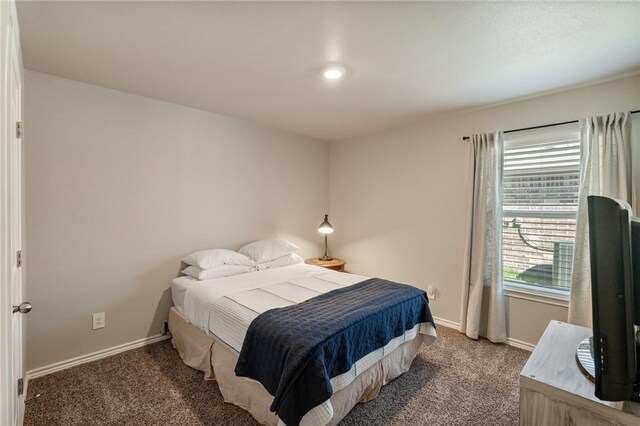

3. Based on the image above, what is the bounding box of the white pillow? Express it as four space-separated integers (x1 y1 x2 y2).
182 248 254 269
182 264 254 280
239 237 301 263
257 253 304 271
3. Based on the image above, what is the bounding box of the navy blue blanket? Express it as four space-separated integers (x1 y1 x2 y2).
234 278 434 426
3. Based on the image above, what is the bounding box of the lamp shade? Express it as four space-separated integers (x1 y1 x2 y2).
318 214 333 234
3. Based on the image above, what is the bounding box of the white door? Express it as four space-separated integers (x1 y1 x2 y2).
1 8 25 425
9 19 24 425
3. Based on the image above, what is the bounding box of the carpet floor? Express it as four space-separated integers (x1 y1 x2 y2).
24 326 530 426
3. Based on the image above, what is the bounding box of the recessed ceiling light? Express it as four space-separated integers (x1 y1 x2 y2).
323 66 346 80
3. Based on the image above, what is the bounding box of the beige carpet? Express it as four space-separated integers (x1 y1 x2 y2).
25 326 530 425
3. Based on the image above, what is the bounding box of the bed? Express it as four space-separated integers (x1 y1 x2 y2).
169 263 437 426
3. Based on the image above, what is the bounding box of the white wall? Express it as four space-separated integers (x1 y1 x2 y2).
329 75 640 346
24 71 329 370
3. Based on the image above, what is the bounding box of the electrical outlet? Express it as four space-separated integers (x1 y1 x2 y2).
427 285 437 301
92 312 105 330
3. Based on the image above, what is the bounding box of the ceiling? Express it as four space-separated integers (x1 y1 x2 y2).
16 1 640 141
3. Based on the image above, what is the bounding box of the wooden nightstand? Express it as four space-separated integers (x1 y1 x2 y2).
305 257 346 272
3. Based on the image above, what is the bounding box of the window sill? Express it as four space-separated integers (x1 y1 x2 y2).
503 280 569 308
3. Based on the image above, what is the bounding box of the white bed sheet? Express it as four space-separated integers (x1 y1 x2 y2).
182 264 369 349
171 275 199 316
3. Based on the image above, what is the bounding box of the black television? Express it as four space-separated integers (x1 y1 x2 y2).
579 195 640 402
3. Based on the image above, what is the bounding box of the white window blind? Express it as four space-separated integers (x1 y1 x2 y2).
502 124 581 291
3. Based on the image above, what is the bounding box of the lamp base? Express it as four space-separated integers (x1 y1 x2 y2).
320 255 333 261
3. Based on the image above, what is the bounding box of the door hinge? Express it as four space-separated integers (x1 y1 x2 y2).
16 121 21 139
17 378 23 396
16 250 22 267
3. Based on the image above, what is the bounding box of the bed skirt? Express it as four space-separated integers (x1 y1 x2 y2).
168 307 424 426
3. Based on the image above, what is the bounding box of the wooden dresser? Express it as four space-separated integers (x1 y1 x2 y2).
520 321 640 425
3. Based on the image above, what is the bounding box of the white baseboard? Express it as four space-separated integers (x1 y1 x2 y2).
433 315 535 352
26 334 171 380
25 316 534 382
432 315 461 330
505 337 536 352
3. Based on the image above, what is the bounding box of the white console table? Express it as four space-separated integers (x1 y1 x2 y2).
520 321 640 426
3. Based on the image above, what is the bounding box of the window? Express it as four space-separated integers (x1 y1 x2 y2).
502 124 581 295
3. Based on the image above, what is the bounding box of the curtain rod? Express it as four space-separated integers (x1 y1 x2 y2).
462 109 640 141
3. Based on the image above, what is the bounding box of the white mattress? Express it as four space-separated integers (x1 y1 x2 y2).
172 263 437 426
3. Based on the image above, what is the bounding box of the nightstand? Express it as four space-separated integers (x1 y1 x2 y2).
305 257 346 272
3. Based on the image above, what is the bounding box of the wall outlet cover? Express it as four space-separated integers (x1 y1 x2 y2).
92 312 105 330
427 285 437 300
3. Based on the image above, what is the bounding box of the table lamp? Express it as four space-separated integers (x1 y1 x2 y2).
318 214 333 260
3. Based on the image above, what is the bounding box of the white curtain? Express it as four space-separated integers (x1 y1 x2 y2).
460 132 507 343
568 112 635 327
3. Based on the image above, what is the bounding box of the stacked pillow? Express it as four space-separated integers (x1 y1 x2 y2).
255 253 304 271
180 238 303 280
181 248 255 280
239 237 303 271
